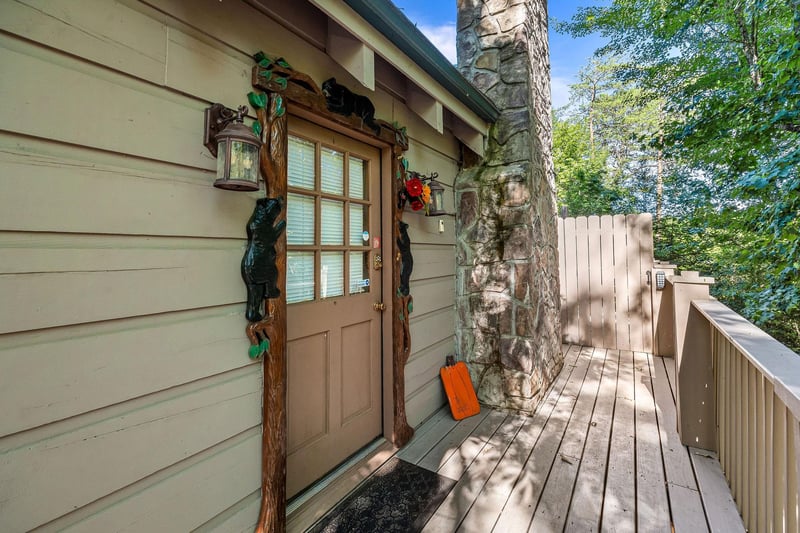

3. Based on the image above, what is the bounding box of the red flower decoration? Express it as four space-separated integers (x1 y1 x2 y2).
410 198 425 211
405 176 424 197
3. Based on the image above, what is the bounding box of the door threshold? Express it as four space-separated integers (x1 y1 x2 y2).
286 438 397 532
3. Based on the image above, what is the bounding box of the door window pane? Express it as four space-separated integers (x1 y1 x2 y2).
349 204 368 246
321 148 344 195
320 252 344 299
287 252 314 303
349 157 366 199
286 193 315 245
320 200 344 245
288 136 315 190
349 252 370 294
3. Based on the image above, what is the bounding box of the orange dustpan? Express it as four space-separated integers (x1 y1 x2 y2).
440 355 480 420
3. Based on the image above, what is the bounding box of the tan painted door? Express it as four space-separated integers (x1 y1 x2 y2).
285 118 383 498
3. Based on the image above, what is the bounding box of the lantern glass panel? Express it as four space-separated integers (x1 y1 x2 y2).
432 188 445 213
228 139 259 186
216 140 227 181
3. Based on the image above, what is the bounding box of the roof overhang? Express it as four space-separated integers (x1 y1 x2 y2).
309 0 498 155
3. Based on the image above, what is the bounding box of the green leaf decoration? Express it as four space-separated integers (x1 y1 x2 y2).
253 51 268 63
407 301 413 313
259 338 270 353
259 70 273 81
276 77 288 90
252 121 262 138
401 158 409 170
276 57 291 68
275 95 285 117
399 312 405 322
248 344 261 359
247 91 267 110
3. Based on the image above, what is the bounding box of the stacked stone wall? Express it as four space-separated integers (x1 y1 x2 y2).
455 0 562 413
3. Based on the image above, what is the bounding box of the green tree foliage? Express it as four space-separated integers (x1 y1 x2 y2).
556 0 800 351
553 113 622 215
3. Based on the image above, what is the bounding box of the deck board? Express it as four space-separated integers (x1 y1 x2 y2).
415 346 743 532
455 345 583 533
291 346 745 532
602 349 637 532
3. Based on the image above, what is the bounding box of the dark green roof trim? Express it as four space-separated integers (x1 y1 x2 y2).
341 0 500 123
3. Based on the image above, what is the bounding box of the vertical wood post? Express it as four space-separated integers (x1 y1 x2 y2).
651 261 677 357
254 94 287 533
670 270 715 450
391 146 414 447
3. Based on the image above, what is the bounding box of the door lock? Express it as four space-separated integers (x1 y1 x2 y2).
373 254 383 270
373 302 386 312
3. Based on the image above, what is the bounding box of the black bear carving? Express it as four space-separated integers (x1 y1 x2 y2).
398 221 414 297
322 77 381 135
242 197 286 322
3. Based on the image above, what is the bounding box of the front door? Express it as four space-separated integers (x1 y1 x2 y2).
285 118 383 498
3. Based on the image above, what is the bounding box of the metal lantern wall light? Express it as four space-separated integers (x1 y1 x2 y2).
203 103 261 191
425 173 446 216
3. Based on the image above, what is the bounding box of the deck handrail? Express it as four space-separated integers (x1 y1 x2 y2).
693 300 800 421
686 298 800 531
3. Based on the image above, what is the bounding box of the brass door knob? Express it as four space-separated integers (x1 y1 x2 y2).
373 302 386 312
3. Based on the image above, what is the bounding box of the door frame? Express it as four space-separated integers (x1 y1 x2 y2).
248 61 415 532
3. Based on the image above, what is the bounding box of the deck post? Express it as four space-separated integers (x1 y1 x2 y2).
669 271 715 450
651 261 677 357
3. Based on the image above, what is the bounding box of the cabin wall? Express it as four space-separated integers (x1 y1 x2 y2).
0 0 458 530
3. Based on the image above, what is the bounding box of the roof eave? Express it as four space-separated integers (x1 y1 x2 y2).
342 0 500 123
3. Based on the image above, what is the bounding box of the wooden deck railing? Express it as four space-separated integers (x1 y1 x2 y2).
667 272 800 532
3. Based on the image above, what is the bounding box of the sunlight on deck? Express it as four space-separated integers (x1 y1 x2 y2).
396 345 744 532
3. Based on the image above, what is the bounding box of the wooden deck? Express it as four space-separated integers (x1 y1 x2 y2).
289 345 745 532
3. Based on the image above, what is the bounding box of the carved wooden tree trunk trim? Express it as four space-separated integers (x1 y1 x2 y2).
391 145 414 446
254 94 288 533
250 61 413 532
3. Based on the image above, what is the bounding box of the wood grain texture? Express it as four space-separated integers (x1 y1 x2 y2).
254 93 289 533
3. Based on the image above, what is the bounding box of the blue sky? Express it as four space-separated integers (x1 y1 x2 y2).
391 1 608 108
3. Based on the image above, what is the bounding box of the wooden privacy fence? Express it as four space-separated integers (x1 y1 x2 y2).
558 214 655 352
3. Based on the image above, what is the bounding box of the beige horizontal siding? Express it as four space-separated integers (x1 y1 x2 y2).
0 0 464 529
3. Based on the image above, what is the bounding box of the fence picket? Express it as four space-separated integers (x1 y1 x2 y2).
558 214 654 352
576 217 591 346
564 217 579 344
588 216 603 346
600 215 616 349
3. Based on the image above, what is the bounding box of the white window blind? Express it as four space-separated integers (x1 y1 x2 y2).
349 157 365 199
349 204 367 246
320 252 344 298
287 252 314 303
288 136 315 190
320 200 344 245
286 193 315 245
320 148 344 195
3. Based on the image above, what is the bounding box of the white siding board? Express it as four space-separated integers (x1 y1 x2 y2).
408 276 455 316
0 148 255 238
406 379 448 428
0 369 262 532
192 489 261 533
0 35 211 170
410 245 456 281
166 27 255 111
409 307 455 356
0 305 254 436
0 244 246 333
406 337 454 395
0 0 167 84
59 432 261 533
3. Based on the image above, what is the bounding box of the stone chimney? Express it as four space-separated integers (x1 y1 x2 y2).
455 0 562 414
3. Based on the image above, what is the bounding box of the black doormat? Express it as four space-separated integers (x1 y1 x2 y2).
307 457 456 533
